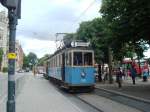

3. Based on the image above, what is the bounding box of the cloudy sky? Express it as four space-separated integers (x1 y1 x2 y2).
14 0 101 58
0 0 149 58
0 0 102 58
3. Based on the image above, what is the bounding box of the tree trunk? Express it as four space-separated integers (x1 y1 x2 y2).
137 55 141 76
98 64 102 82
108 46 113 84
0 61 1 71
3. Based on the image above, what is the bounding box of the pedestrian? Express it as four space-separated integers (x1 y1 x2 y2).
116 67 122 88
103 67 108 82
33 67 36 76
142 63 149 82
127 69 131 77
122 69 126 80
130 65 137 84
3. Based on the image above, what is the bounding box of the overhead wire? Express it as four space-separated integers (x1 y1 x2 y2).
65 0 96 32
55 0 97 49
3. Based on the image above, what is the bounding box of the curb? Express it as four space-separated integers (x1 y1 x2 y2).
95 86 150 104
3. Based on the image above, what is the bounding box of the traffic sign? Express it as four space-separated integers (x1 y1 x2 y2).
7 53 17 59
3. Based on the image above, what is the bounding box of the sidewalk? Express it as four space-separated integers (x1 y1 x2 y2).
16 75 83 112
96 77 150 101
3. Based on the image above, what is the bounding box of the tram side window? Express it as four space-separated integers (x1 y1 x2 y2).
57 55 59 67
73 52 82 66
66 52 72 66
59 55 62 66
84 52 92 66
69 52 72 66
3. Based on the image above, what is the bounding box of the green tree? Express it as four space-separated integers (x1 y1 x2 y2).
0 48 3 70
27 52 38 65
100 0 150 46
38 54 50 66
23 54 30 69
76 18 108 63
76 18 110 82
63 33 75 47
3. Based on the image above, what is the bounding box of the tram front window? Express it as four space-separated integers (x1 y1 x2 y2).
73 52 83 66
73 52 93 66
84 52 93 66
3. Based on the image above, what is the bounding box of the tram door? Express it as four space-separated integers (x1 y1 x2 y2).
62 53 65 81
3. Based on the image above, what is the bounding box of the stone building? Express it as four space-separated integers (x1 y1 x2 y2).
15 41 24 71
0 11 9 71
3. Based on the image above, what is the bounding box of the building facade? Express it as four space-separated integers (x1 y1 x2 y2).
0 11 9 71
15 41 24 71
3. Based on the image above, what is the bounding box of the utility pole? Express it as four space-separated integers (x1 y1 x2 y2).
0 0 21 112
7 9 17 112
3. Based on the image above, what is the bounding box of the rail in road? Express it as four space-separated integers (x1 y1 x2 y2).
75 94 104 112
50 81 140 112
93 88 150 112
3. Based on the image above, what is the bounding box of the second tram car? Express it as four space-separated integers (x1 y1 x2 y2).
46 42 95 91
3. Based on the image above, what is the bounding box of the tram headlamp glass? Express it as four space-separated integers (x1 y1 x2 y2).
81 72 86 78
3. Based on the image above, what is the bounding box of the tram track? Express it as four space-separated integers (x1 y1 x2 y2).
49 79 149 112
75 94 104 112
49 81 103 112
94 88 150 112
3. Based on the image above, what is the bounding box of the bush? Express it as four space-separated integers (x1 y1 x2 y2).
2 67 8 73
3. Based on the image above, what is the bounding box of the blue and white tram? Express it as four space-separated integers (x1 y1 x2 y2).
47 44 95 91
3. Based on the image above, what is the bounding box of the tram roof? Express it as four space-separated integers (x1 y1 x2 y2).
48 46 93 59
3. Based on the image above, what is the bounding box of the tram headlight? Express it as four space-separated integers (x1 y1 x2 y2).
81 72 86 78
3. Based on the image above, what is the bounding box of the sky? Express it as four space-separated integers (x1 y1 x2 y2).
0 0 102 58
0 0 150 58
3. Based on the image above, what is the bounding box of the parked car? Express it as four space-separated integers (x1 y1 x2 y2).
25 68 30 72
17 69 24 73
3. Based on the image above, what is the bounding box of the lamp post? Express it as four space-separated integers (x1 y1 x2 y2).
0 0 21 112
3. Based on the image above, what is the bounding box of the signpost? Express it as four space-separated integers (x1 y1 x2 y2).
0 0 21 112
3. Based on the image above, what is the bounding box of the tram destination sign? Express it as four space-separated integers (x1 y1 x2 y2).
71 41 90 47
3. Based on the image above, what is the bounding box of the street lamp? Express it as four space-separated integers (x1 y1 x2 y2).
0 1 21 112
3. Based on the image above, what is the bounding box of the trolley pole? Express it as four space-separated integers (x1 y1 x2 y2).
7 9 17 112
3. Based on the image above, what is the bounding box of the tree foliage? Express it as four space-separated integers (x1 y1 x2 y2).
100 0 150 60
23 54 30 68
0 48 3 63
38 54 50 66
62 1 149 63
63 33 75 47
0 48 3 70
23 52 38 69
76 18 109 63
27 52 38 65
100 0 150 43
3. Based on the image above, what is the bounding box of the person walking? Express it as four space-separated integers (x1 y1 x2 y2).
103 67 108 82
142 63 149 82
130 65 137 84
116 67 123 88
